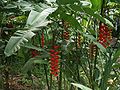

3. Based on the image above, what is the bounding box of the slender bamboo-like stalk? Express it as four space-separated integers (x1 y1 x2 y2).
75 32 80 83
75 32 81 90
44 64 50 90
58 56 62 90
58 30 63 90
88 57 94 89
49 74 52 90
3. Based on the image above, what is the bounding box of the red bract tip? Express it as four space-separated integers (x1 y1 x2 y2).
50 49 55 53
54 73 58 77
54 56 59 59
54 69 59 72
50 58 55 61
54 51 60 55
50 66 55 70
54 59 59 63
50 54 55 57
53 45 60 49
31 50 38 57
50 71 55 75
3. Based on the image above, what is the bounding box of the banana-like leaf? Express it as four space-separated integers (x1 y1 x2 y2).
69 5 114 28
71 83 92 90
90 0 102 11
4 30 35 57
22 56 48 73
26 7 57 29
45 0 56 3
21 43 48 53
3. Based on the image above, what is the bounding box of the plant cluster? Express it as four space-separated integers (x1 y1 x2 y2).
0 0 120 90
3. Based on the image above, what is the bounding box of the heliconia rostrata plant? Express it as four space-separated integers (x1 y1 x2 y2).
98 23 112 48
49 45 60 77
2 0 120 90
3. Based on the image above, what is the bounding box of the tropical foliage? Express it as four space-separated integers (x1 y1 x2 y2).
0 0 120 90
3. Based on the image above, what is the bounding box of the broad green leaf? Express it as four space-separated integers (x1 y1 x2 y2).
4 4 17 9
0 65 5 70
26 7 57 29
33 4 44 12
83 7 114 27
22 44 49 57
84 34 96 41
22 57 48 73
90 0 102 11
4 30 35 56
80 1 91 6
69 5 114 27
21 43 48 53
21 43 49 58
69 4 84 12
110 0 120 3
22 58 34 73
100 60 113 90
83 34 106 52
14 0 32 11
93 42 106 52
57 0 79 5
45 0 56 3
104 18 114 27
113 49 120 60
112 63 120 68
100 49 120 89
89 29 96 36
93 14 105 22
34 59 48 64
116 0 120 3
94 67 100 81
60 12 82 30
71 83 92 90
16 0 31 7
83 7 95 16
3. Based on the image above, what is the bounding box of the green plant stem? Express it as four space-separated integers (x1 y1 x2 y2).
58 30 64 90
50 74 52 90
37 31 50 90
73 48 91 85
88 57 94 90
63 76 66 90
100 52 113 90
75 32 80 83
100 0 105 16
93 47 98 81
44 64 50 90
58 58 62 90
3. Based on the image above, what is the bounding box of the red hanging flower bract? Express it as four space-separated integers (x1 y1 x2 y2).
98 23 112 48
41 33 44 48
49 45 60 77
53 45 60 50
